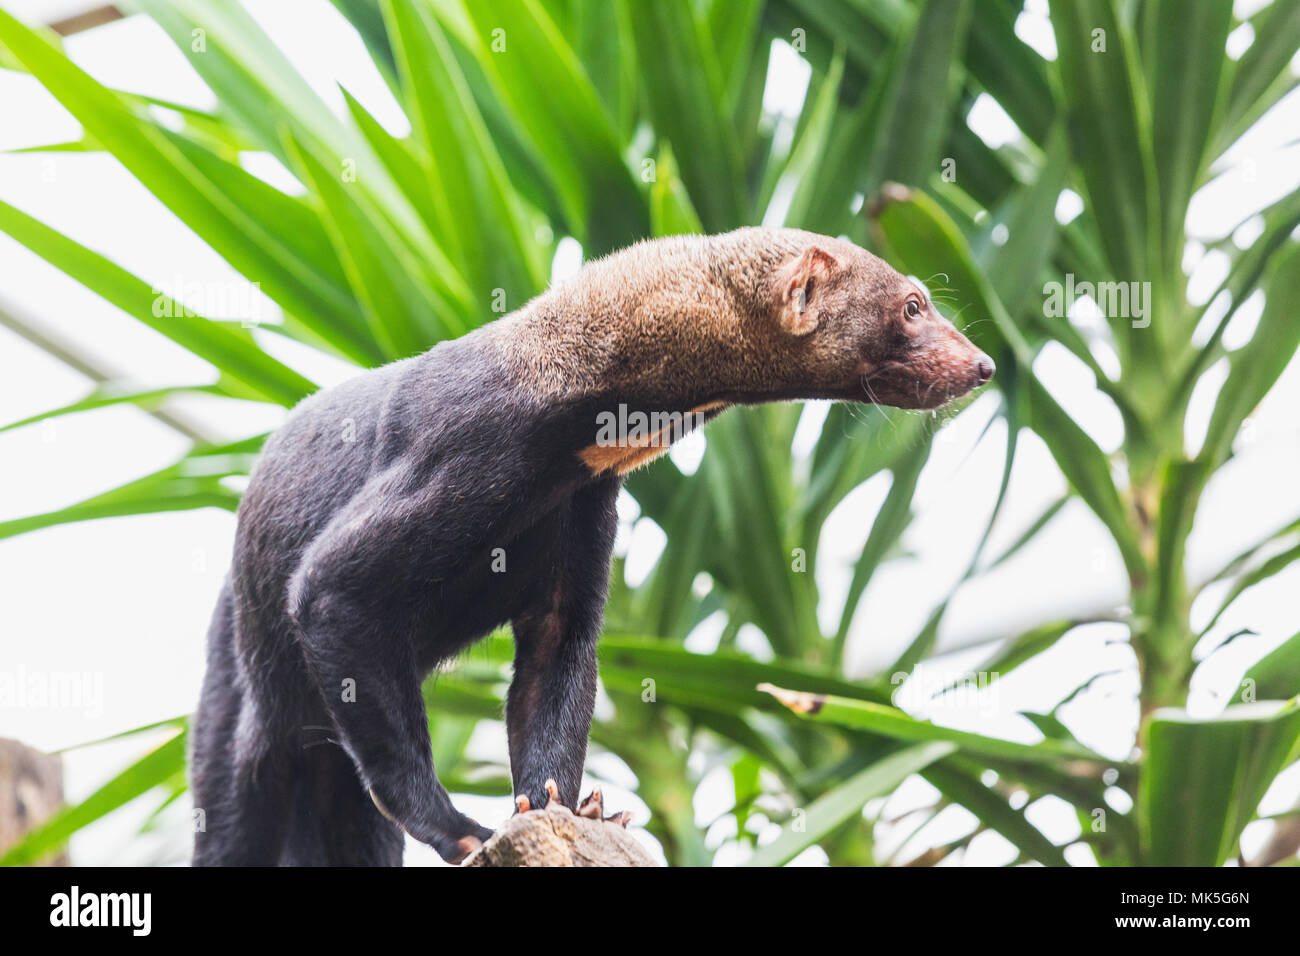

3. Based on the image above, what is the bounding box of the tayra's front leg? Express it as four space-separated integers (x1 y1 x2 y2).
507 477 626 820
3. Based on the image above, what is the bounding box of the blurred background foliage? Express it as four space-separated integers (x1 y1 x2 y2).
1 0 1299 866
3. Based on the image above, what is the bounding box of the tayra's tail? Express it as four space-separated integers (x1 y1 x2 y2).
190 578 402 866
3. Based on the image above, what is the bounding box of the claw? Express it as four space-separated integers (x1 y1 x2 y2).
544 778 565 810
605 811 633 828
514 793 531 814
577 786 603 819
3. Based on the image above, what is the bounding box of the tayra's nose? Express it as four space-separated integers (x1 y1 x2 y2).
976 354 995 383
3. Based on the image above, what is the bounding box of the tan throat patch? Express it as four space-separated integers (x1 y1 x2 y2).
578 401 728 476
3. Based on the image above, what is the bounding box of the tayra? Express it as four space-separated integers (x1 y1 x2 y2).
190 227 994 865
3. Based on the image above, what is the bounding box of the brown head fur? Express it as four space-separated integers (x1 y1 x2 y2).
487 227 993 411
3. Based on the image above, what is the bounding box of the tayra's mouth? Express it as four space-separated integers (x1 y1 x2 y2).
862 363 993 410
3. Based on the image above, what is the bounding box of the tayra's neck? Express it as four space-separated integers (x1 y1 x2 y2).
491 229 813 406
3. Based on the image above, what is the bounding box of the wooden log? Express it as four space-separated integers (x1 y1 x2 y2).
463 807 658 867
0 737 66 865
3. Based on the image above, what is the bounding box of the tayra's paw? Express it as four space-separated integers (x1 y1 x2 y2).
511 783 564 814
444 818 493 864
370 788 492 863
576 785 603 818
513 780 633 826
450 833 485 864
565 781 635 828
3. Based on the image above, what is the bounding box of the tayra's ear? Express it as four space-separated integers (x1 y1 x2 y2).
778 245 839 336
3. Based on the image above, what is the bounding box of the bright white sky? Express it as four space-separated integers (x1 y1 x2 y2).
0 0 1298 866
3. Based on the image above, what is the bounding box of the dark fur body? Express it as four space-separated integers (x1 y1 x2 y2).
191 336 633 864
190 228 990 865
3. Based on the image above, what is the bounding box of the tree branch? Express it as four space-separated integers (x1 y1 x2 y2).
463 808 657 867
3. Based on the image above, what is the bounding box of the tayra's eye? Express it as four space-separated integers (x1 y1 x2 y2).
904 298 922 319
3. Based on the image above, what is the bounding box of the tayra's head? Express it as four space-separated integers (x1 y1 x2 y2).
767 234 994 410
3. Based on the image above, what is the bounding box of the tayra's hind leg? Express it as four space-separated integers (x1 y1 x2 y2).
192 580 294 866
287 546 492 856
191 728 295 866
289 598 489 861
282 739 405 866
